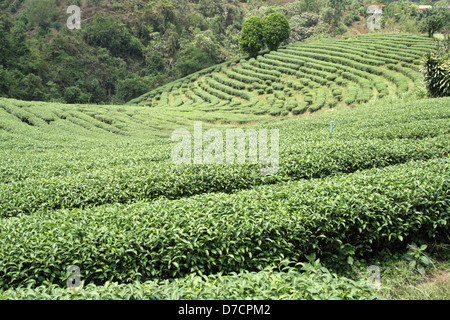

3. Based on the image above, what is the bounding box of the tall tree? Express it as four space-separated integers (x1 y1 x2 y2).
422 14 445 38
262 12 290 51
239 16 264 58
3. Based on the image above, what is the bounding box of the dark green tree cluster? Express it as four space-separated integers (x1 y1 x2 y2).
239 12 290 57
0 0 247 104
1 0 446 104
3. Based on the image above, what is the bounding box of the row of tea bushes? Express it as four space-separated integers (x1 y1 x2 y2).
0 158 447 289
0 263 379 300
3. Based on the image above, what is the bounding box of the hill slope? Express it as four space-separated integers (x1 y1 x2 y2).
128 33 433 118
0 94 449 298
0 29 448 301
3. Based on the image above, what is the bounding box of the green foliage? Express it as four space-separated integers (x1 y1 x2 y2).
0 96 448 218
297 0 323 14
0 0 251 104
344 12 360 27
327 0 349 27
143 51 166 76
423 39 450 98
18 74 45 101
0 1 439 105
24 0 58 31
421 14 445 38
0 156 447 289
116 76 163 102
176 46 215 77
63 86 89 104
403 243 435 276
83 16 144 59
0 7 448 299
288 12 322 43
262 12 290 51
239 16 264 58
0 262 379 300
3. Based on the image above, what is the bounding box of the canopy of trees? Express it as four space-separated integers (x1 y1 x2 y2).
0 0 448 104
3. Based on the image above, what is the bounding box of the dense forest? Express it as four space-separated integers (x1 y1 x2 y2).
0 0 448 104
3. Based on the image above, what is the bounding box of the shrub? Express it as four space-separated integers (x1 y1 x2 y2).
423 41 450 98
1 158 447 289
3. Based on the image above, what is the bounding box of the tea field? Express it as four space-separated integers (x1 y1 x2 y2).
0 33 448 300
129 33 432 117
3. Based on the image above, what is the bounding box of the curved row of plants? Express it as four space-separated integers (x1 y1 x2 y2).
127 34 432 116
1 98 448 217
0 157 448 290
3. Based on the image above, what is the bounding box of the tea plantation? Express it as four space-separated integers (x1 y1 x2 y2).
129 33 432 117
0 33 448 300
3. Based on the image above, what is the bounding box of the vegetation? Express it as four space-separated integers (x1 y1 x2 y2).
131 33 434 115
262 12 291 51
423 36 450 97
1 0 448 105
239 11 290 57
0 262 379 300
422 14 445 38
0 0 448 302
239 16 265 58
0 87 449 298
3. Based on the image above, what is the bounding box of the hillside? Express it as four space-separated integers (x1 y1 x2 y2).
2 0 447 105
0 91 449 299
0 1 449 303
0 30 449 298
128 33 433 117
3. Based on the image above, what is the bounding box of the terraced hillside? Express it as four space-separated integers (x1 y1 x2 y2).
0 33 448 301
129 33 432 117
0 94 449 299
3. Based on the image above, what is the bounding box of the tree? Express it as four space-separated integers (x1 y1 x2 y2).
24 0 58 31
422 14 445 38
262 12 290 51
327 0 349 27
0 66 13 96
239 16 264 58
19 74 45 101
64 86 85 104
144 50 166 76
197 0 224 18
116 76 162 103
289 13 322 43
176 46 215 77
299 0 322 13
